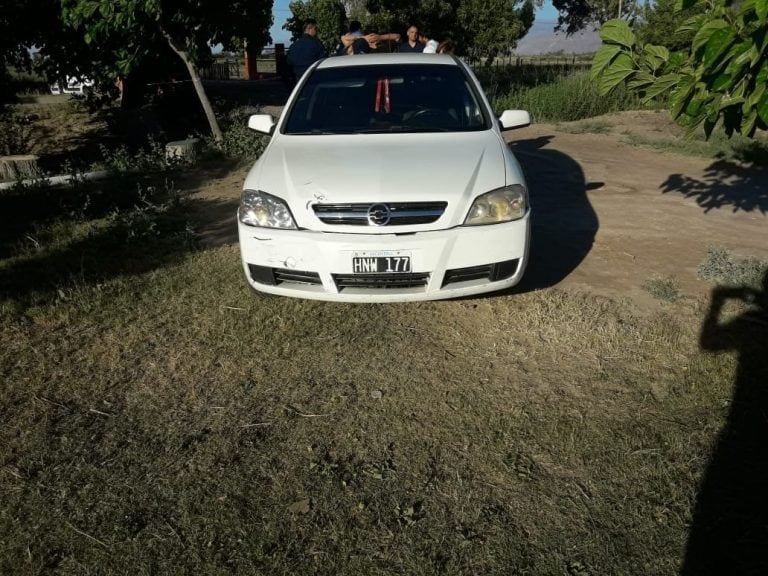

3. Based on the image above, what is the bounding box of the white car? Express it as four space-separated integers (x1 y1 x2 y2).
50 75 95 95
238 53 531 302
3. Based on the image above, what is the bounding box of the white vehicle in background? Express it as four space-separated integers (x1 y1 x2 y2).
238 53 531 302
50 75 95 95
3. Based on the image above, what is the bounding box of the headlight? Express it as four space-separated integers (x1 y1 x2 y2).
463 184 527 226
238 190 297 229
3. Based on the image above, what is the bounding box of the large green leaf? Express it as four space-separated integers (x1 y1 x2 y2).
599 19 636 48
667 51 687 69
703 27 736 68
757 93 768 125
725 40 754 76
644 44 670 62
641 73 680 102
598 53 636 95
756 0 768 22
628 70 655 91
590 44 623 81
711 74 733 92
670 74 696 119
642 44 670 73
692 19 728 55
757 61 768 84
741 109 758 135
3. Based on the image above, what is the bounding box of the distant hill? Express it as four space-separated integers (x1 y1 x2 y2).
514 19 601 55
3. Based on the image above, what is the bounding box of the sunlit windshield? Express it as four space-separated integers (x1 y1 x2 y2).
284 64 491 134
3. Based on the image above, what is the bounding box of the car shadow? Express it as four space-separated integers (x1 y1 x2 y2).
681 271 768 575
660 159 767 214
504 135 600 292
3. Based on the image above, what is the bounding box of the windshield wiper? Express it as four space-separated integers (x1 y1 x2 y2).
288 129 354 135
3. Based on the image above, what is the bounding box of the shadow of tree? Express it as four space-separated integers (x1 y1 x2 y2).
0 170 240 311
661 160 768 214
682 271 768 575
506 135 600 291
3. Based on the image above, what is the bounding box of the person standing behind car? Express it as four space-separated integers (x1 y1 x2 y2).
287 19 326 81
399 25 425 53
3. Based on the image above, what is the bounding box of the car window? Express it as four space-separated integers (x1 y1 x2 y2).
284 64 491 134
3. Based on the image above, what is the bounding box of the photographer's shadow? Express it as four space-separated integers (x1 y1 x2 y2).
682 271 768 575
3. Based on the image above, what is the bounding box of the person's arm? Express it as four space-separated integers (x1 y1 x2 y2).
700 286 756 351
341 34 356 48
314 38 327 59
376 33 400 43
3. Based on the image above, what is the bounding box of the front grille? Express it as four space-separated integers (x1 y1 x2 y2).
313 202 447 226
442 259 519 287
333 272 430 290
248 264 321 286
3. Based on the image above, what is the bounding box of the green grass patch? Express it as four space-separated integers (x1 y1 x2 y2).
489 72 657 123
643 276 682 302
0 172 748 573
0 247 731 574
622 130 768 164
556 120 613 135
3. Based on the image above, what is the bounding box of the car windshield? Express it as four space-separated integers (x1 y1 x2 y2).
283 64 491 135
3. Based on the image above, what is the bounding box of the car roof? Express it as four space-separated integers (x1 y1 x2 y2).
316 54 459 69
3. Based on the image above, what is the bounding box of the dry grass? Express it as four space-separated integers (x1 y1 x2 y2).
0 230 735 574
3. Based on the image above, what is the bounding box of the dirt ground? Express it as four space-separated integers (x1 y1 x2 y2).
186 110 768 308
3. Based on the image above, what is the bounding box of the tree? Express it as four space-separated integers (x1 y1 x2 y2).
286 0 537 57
591 1 768 138
284 0 347 52
552 0 635 35
636 0 704 52
458 0 535 62
62 0 274 142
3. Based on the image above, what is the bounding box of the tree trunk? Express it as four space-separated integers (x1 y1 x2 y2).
0 155 40 181
160 27 224 143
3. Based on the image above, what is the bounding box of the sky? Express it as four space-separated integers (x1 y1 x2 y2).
268 0 559 46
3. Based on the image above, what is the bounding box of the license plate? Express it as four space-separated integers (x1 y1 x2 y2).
352 253 411 273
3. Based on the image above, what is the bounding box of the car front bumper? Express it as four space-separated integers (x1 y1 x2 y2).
238 215 530 302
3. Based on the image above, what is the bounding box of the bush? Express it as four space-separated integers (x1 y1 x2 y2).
699 247 768 289
215 106 269 160
0 112 34 156
98 138 194 174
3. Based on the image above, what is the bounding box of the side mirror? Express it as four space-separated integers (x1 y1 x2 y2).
248 114 276 135
498 110 531 130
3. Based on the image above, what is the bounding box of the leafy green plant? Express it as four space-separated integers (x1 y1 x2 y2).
591 2 768 138
98 138 193 174
215 106 269 160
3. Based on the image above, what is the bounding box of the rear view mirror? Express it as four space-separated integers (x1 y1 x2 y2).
248 114 276 135
498 110 531 130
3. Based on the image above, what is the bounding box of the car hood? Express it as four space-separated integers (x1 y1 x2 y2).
244 130 510 231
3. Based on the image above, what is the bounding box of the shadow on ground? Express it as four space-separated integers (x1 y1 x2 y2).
506 135 600 291
682 271 768 575
0 166 239 310
661 160 768 214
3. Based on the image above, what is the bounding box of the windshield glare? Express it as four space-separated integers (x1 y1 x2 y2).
284 64 491 135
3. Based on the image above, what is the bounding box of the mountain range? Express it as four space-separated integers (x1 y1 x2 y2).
513 19 602 55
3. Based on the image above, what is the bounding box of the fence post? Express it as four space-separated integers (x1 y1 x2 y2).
275 44 288 80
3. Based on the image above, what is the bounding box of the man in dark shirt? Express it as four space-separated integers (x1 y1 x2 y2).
399 25 425 53
287 19 326 80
